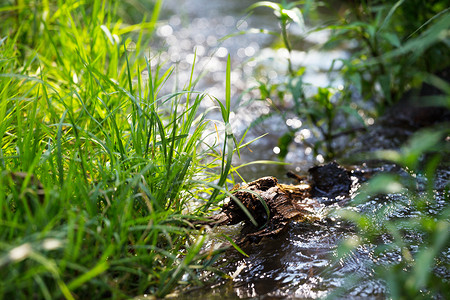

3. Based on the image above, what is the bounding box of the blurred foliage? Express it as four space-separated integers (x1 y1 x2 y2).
247 0 449 160
330 128 450 299
1 0 162 62
327 0 450 110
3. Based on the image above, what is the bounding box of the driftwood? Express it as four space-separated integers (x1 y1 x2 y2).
198 162 355 245
208 176 313 244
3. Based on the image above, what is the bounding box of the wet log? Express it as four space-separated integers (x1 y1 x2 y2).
197 162 355 244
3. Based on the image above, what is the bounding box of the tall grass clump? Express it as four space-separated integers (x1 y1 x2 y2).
0 0 235 298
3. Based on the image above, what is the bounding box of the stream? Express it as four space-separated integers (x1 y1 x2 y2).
152 0 350 179
148 1 449 298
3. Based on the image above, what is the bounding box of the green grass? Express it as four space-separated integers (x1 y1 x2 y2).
0 0 237 298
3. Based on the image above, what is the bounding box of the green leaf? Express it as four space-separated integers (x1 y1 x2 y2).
283 7 305 29
383 32 401 48
226 55 231 119
221 234 249 257
247 1 281 13
67 261 109 291
378 0 405 31
278 132 294 160
381 12 450 60
353 174 404 205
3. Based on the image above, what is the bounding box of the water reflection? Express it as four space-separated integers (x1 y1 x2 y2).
188 218 388 299
175 169 448 299
151 0 352 174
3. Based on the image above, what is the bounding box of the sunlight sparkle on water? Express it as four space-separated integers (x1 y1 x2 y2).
261 106 270 115
277 48 290 59
180 39 192 50
286 118 302 129
186 53 196 64
237 20 248 30
299 129 311 139
237 48 246 58
316 154 324 163
245 46 256 57
268 70 278 79
157 24 173 37
216 47 228 58
194 45 205 56
170 52 180 62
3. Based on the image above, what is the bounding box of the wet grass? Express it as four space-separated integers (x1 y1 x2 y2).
0 0 237 298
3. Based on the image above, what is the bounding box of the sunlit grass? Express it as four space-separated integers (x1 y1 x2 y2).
0 0 238 298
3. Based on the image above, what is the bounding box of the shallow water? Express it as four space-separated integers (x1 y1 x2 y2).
175 185 448 299
153 0 350 178
150 1 449 299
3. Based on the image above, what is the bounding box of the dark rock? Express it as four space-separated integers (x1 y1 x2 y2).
308 161 352 199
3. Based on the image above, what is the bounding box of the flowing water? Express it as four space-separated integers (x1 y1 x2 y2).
152 0 350 178
173 174 449 299
147 1 449 298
